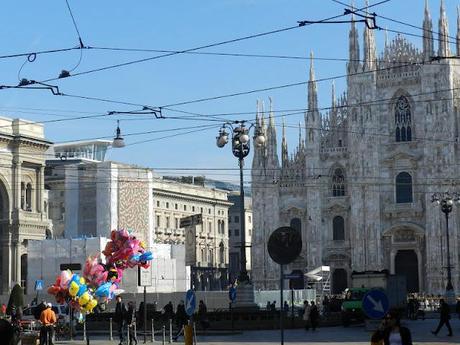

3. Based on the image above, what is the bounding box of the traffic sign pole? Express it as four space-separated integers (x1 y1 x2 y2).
280 264 284 345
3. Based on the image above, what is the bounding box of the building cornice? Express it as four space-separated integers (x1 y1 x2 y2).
153 188 233 207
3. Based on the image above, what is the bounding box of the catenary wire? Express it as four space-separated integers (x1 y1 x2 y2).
36 1 389 84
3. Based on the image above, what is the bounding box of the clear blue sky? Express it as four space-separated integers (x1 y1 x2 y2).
0 0 456 183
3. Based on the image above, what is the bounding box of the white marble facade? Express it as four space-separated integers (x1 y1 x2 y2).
251 2 460 294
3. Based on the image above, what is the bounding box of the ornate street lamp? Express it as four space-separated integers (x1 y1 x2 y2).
216 121 265 283
431 192 459 301
112 120 125 148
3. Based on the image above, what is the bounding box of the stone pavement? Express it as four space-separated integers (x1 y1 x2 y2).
54 319 460 345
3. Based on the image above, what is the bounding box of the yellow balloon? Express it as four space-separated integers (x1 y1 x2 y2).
69 281 79 297
78 291 90 306
87 299 97 313
79 277 86 284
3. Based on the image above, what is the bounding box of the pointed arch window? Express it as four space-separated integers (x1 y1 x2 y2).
290 218 302 241
395 172 413 203
395 96 412 142
333 216 345 241
332 168 346 197
219 242 225 264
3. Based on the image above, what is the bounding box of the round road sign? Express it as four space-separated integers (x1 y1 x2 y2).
267 226 302 265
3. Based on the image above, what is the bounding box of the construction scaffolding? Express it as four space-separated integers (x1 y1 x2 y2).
305 266 331 301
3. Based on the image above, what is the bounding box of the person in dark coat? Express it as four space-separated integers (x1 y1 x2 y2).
163 301 174 322
173 301 187 341
371 309 412 345
127 301 138 345
431 299 453 336
198 300 209 330
309 301 319 331
456 298 460 320
115 296 128 345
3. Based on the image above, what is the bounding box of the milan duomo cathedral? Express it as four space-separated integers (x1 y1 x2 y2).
251 1 460 294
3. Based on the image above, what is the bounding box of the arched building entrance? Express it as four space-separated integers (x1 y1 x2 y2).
382 224 425 293
332 268 348 294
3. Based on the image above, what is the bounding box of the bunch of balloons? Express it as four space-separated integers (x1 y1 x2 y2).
47 270 98 314
47 229 154 316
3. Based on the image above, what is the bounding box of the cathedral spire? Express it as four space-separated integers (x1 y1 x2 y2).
438 0 450 57
266 97 279 169
281 117 288 166
269 96 276 129
260 100 266 131
423 0 434 61
331 81 336 109
457 5 460 56
348 0 360 74
298 122 303 149
363 0 376 71
308 51 318 112
384 27 389 48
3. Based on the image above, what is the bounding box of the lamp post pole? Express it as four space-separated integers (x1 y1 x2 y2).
442 204 454 292
216 121 265 284
432 192 457 300
238 154 249 282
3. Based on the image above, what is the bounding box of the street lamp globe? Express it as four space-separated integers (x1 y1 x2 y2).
254 133 266 147
216 129 229 148
239 132 249 144
112 120 125 148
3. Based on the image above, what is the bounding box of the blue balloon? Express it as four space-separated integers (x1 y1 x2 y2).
95 282 111 297
130 254 141 262
140 252 153 261
77 283 87 297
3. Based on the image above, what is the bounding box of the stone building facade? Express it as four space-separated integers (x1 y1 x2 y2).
228 193 252 284
0 117 51 294
252 2 460 294
153 177 232 290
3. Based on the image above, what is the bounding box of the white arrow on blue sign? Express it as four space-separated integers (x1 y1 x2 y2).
185 289 196 316
34 280 44 291
362 289 390 319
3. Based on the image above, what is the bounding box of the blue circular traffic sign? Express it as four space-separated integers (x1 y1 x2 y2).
185 289 196 316
362 289 390 319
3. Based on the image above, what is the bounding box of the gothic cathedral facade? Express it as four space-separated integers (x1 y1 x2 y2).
251 1 460 294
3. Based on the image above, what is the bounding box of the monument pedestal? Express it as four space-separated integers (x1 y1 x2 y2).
233 282 259 310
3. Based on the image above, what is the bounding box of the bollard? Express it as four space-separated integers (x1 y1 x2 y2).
83 320 87 341
162 325 166 345
151 319 155 343
184 325 193 345
169 319 173 343
109 318 113 341
192 322 197 345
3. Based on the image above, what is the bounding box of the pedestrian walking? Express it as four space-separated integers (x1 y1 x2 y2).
309 301 319 331
266 301 271 311
39 303 57 345
115 295 128 345
456 298 460 320
1 303 6 317
163 301 174 323
283 301 289 313
173 301 187 341
371 309 412 345
431 298 453 336
127 301 138 345
302 301 311 331
198 300 209 331
322 296 330 317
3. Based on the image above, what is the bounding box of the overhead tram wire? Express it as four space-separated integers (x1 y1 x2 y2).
331 0 460 46
36 1 389 84
64 0 85 49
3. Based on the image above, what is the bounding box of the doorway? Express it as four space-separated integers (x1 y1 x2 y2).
395 250 419 292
